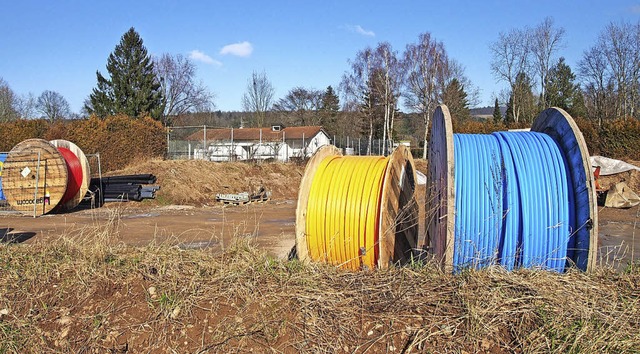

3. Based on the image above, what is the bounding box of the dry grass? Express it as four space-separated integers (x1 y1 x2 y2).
1 212 639 353
107 159 305 206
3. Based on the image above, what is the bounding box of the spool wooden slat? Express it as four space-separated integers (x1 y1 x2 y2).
295 145 342 263
50 139 91 211
378 145 418 268
531 107 598 272
2 139 68 216
426 105 456 270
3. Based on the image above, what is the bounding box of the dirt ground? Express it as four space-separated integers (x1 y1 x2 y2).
1 159 639 268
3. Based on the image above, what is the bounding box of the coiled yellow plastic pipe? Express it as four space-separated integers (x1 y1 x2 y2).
306 155 389 270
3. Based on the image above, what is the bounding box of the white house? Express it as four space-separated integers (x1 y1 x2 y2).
187 125 331 162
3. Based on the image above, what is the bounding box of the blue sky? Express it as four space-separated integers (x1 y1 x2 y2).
1 1 639 114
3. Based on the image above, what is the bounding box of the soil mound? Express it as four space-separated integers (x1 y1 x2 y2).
106 159 305 205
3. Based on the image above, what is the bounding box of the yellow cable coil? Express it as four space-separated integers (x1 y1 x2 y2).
306 155 389 270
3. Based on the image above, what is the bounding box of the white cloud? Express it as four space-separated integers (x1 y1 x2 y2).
220 41 253 57
347 25 375 37
189 50 222 66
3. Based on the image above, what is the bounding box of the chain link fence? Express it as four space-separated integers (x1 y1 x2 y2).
167 125 413 161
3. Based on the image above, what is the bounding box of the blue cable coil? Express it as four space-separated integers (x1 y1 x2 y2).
453 131 572 272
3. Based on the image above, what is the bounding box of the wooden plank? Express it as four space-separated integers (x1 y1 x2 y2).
378 145 418 268
2 139 68 216
49 139 90 211
295 145 342 263
531 107 598 272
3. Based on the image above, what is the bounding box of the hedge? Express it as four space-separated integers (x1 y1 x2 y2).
0 115 166 173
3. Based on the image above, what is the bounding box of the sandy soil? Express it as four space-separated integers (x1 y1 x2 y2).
0 200 298 259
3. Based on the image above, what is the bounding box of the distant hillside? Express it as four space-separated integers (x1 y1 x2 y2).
470 106 507 119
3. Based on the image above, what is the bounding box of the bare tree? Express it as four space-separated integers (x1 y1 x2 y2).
273 86 323 125
36 90 71 122
579 46 613 125
154 53 214 125
340 47 377 154
402 32 448 158
490 27 533 123
601 21 637 119
0 77 18 122
15 92 37 119
531 17 565 108
371 42 403 154
579 20 640 122
242 70 275 127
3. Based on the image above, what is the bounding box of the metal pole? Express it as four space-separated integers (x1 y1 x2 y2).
231 127 234 162
358 138 361 156
302 132 305 158
166 128 170 159
33 152 41 218
203 125 207 160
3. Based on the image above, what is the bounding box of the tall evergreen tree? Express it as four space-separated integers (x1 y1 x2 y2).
492 98 502 123
319 85 340 133
545 57 586 117
87 27 164 120
441 78 470 123
504 95 514 125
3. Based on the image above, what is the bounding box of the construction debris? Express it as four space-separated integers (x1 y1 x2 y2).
215 186 270 205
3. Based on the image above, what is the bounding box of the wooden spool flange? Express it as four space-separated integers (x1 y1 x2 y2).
295 145 342 263
295 144 418 269
378 144 418 268
531 107 598 272
425 105 456 271
50 139 91 211
2 139 68 216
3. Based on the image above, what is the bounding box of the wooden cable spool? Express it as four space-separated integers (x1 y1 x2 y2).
1 138 90 216
425 105 598 272
295 144 418 269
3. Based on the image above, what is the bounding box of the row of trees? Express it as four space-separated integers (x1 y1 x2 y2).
4 19 640 150
339 33 478 157
489 17 640 128
1 28 215 125
0 80 73 122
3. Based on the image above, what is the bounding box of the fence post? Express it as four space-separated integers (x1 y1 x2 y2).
33 151 41 218
203 125 207 160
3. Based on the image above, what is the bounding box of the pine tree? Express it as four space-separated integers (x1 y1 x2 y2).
545 57 586 117
319 85 340 133
505 95 514 125
87 27 164 120
492 98 502 123
441 78 470 123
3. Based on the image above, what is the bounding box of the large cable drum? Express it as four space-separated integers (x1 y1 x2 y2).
426 105 597 272
1 138 90 216
2 139 68 216
296 145 419 270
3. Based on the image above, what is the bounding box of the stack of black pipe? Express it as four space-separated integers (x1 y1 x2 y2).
90 174 160 203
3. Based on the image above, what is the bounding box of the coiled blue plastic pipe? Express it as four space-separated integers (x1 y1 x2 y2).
453 131 571 272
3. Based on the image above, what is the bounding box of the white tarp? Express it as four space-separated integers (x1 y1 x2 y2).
416 171 426 185
590 156 640 176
